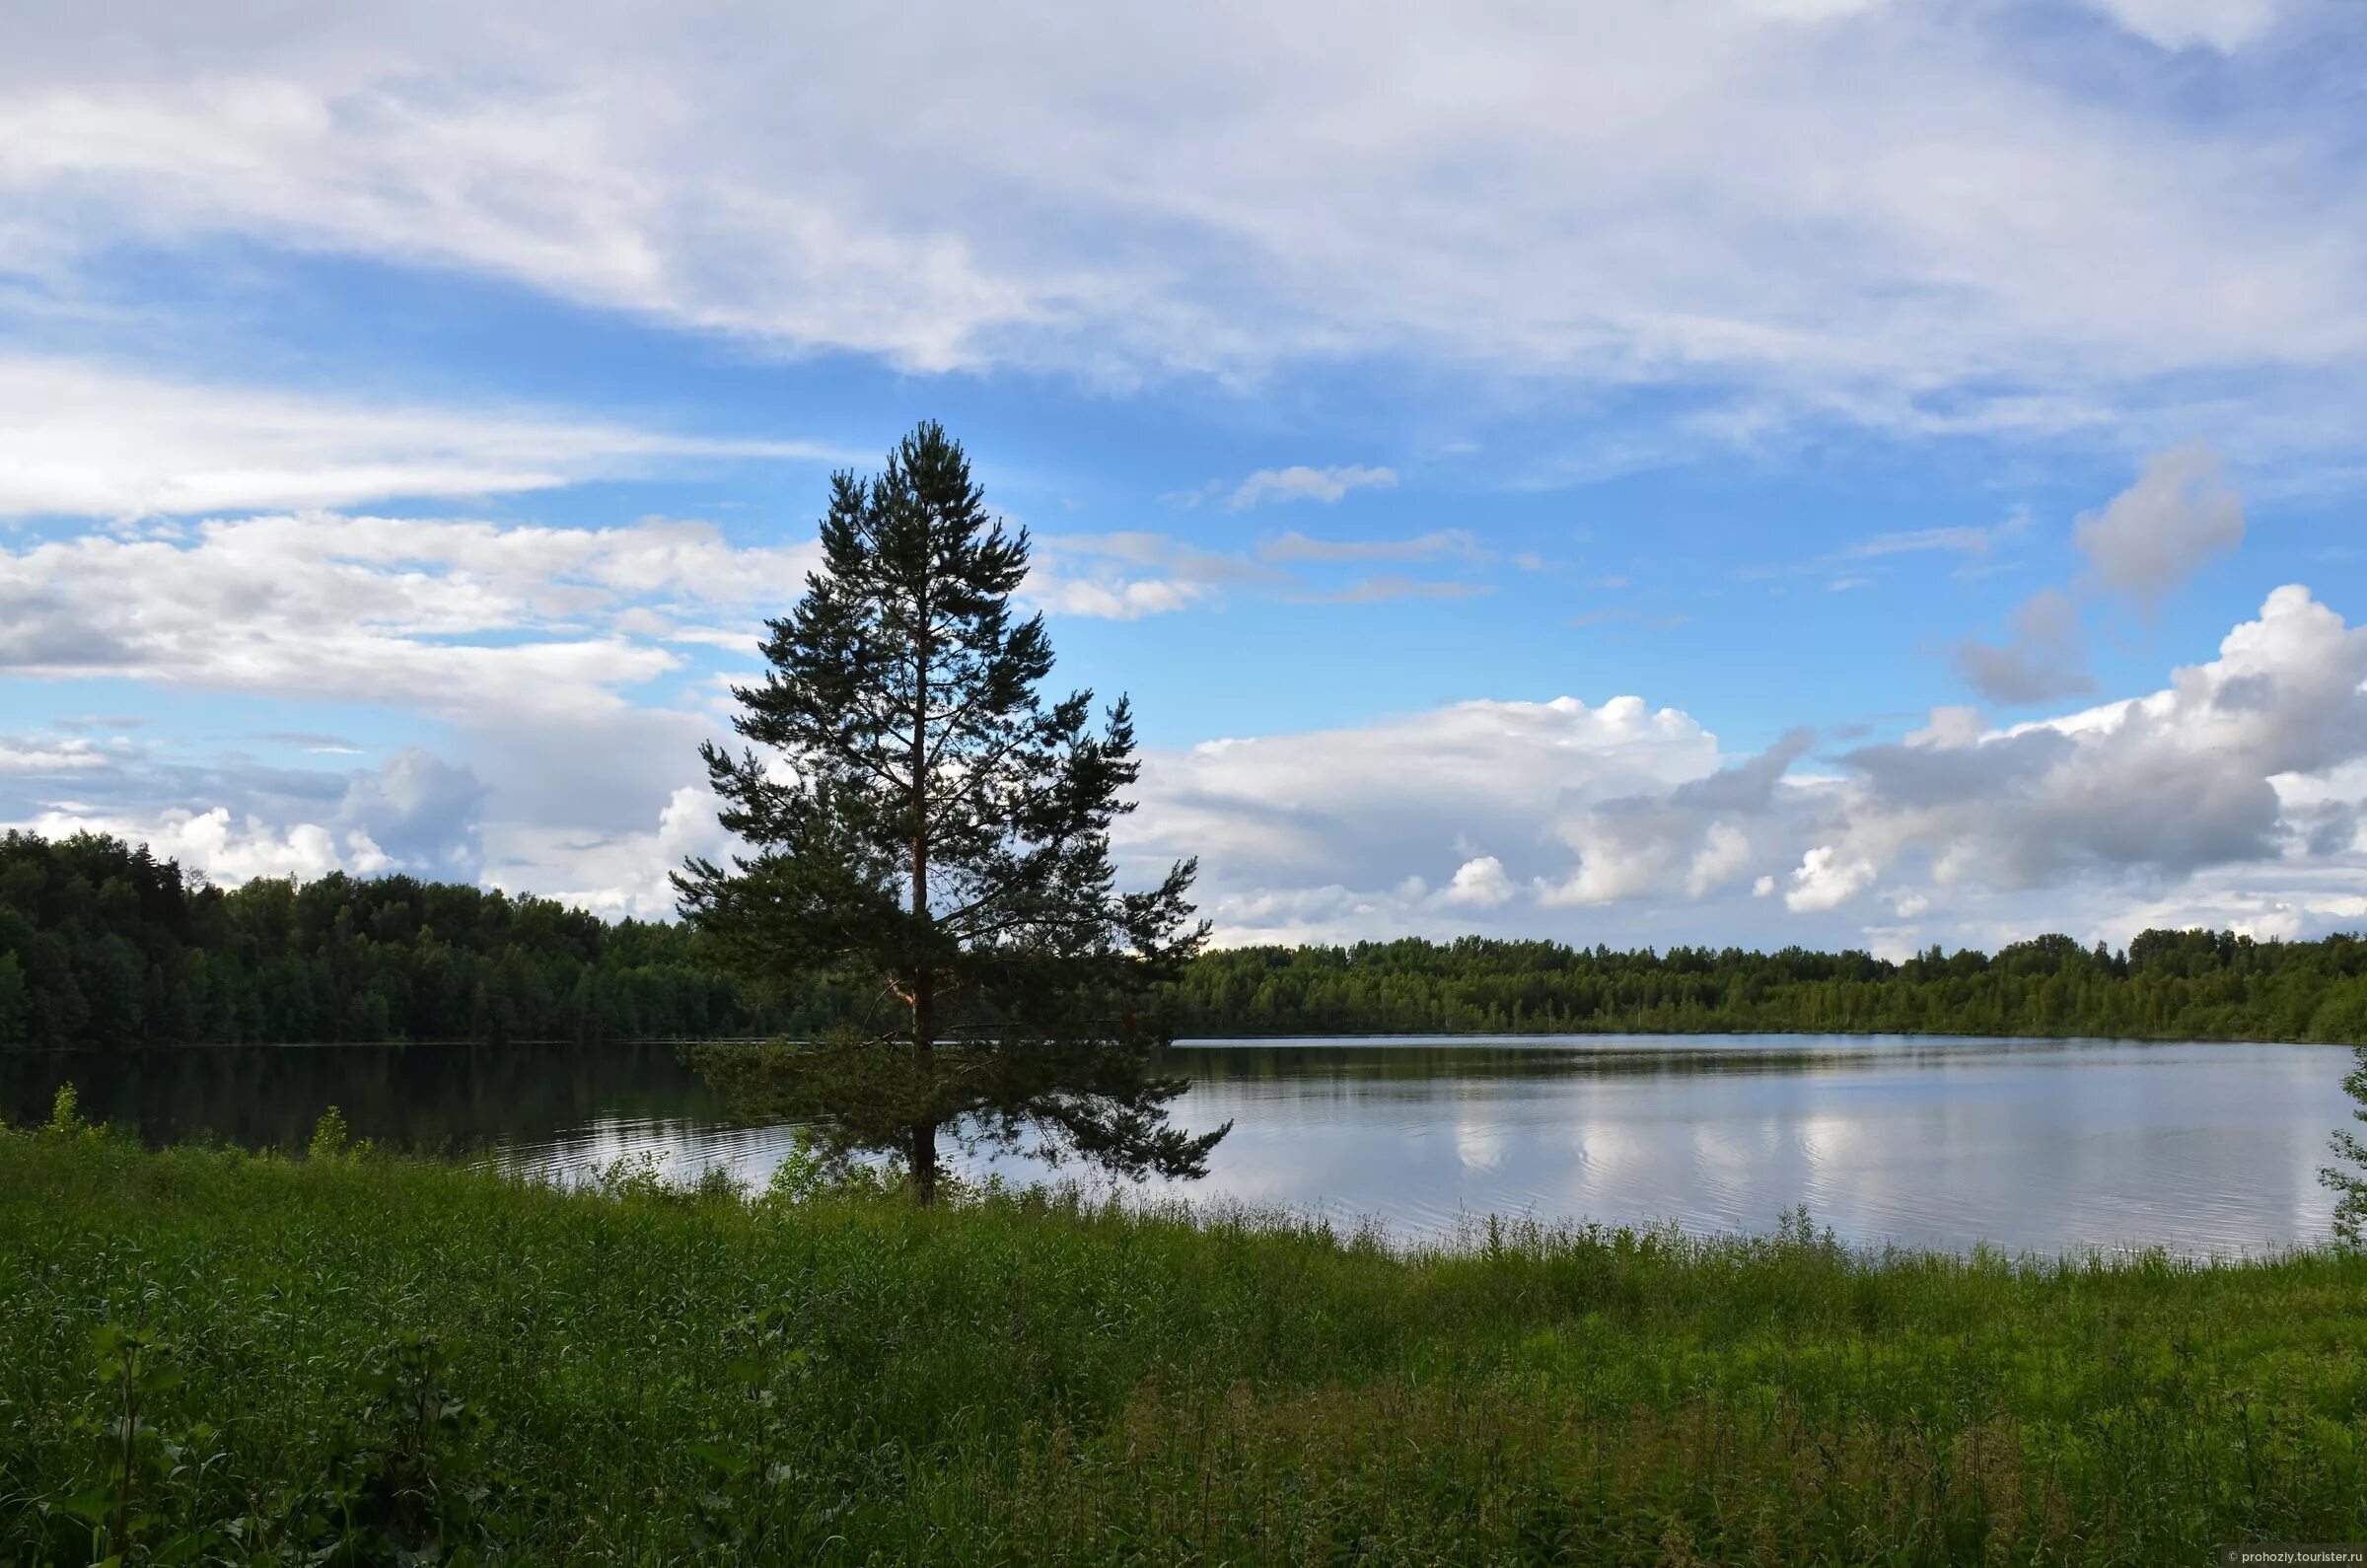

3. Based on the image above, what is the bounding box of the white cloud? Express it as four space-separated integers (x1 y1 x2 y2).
1437 855 1516 908
1784 845 1876 911
0 738 109 772
0 357 834 518
2073 441 2247 611
0 509 818 718
0 746 500 887
1227 465 1399 510
0 5 2357 450
14 804 391 886
1025 531 1276 619
1686 821 1755 896
1111 582 2367 948
1021 575 1211 620
26 576 2367 955
1121 693 1724 942
1835 584 2367 893
483 784 730 919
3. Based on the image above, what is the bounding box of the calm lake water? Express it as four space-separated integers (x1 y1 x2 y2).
5 1034 2356 1256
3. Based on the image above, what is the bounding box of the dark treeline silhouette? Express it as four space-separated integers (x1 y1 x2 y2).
7 829 2367 1047
0 830 806 1046
1173 933 2367 1042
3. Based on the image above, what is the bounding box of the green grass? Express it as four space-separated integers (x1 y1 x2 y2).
4 1125 2366 1564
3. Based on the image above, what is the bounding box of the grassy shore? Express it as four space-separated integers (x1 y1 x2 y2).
4 1122 2365 1564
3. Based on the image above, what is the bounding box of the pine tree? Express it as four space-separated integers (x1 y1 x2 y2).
675 422 1225 1203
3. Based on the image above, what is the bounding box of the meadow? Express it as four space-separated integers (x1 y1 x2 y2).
4 1105 2365 1565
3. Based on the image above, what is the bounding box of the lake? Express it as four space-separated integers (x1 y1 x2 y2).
4 1034 2355 1256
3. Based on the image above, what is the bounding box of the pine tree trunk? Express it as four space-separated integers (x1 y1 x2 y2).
910 957 937 1205
909 1118 939 1206
909 583 936 1205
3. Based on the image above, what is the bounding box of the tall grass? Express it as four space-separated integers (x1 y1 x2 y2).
2 1122 2363 1563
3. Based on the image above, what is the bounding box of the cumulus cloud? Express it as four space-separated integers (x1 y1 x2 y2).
40 580 2362 950
1437 855 1515 908
0 357 833 519
1122 692 1719 940
1868 585 2367 884
1784 845 1876 911
1110 585 2367 949
2073 441 2247 611
483 784 732 919
15 804 393 886
335 748 488 876
1954 587 2096 704
1536 729 1811 908
2 745 500 888
1686 822 1756 896
1226 465 1399 510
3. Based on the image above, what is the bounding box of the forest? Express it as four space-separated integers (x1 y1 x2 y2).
4 828 2366 1048
1172 930 2367 1042
0 830 795 1047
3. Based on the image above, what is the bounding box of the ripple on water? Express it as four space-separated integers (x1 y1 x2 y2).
14 1033 2335 1257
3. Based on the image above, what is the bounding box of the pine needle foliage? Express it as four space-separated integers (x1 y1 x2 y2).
675 422 1224 1201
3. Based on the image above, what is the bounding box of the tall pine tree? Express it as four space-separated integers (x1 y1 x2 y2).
676 422 1224 1202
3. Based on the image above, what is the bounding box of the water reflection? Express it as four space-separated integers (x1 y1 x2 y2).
2 1033 2351 1255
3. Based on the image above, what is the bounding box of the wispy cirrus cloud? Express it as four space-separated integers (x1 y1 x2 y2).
1030 528 1502 616
1226 465 1398 510
1256 528 1485 564
1842 513 2032 561
1302 575 1494 605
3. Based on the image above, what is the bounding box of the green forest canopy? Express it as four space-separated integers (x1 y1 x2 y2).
2 829 2365 1047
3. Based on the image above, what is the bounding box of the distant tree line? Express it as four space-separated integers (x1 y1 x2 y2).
5 829 2367 1048
1173 933 2367 1043
0 830 807 1047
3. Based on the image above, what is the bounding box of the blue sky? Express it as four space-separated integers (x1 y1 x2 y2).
1 0 2364 953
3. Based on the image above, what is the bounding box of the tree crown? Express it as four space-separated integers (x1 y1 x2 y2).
677 422 1220 1188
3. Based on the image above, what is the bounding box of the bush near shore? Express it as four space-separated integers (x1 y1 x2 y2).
3 1118 2365 1565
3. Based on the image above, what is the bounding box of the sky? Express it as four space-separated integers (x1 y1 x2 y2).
1 0 2364 956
